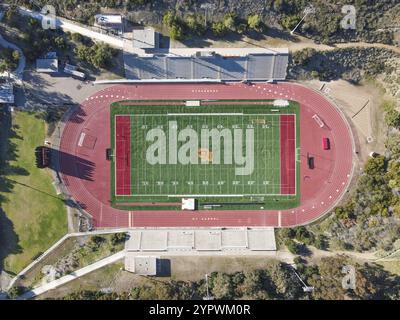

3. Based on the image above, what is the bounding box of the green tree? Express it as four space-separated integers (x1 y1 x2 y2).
162 11 176 27
210 273 234 299
5 6 18 27
91 43 114 68
364 155 386 176
247 14 262 31
71 33 84 43
185 14 205 36
11 50 20 63
211 22 227 37
54 36 67 50
268 261 301 299
223 13 237 31
281 15 299 30
285 239 301 254
7 286 24 299
111 233 126 246
308 256 347 300
385 109 400 128
169 24 183 40
74 45 88 62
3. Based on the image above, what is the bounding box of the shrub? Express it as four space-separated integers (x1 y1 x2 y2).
247 14 262 31
111 233 126 246
223 13 237 31
211 21 227 37
285 239 301 254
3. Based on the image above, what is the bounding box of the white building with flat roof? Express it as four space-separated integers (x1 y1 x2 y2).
94 14 123 34
36 58 58 73
132 27 159 49
125 256 158 275
125 228 276 253
123 47 289 81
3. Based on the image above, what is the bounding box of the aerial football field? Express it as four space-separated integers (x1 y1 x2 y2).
110 100 300 211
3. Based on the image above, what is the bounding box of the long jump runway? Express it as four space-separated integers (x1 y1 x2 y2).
59 83 354 228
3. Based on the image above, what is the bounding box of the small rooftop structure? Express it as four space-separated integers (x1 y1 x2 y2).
94 14 123 34
0 82 14 104
95 14 122 25
125 256 158 275
36 58 58 73
133 27 159 49
182 198 196 211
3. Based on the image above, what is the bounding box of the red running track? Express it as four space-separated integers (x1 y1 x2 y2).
115 115 131 195
280 115 296 195
59 82 354 228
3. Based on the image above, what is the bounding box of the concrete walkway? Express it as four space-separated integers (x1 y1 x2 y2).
18 250 126 299
7 229 130 291
0 34 26 83
17 7 124 49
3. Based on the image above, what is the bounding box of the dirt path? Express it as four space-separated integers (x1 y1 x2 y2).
185 34 400 54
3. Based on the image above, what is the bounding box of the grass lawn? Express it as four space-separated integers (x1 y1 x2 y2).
0 111 67 275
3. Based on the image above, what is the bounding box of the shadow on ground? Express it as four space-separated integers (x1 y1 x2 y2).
52 148 95 182
0 109 23 275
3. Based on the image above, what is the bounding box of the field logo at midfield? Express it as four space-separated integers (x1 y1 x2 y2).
146 121 254 176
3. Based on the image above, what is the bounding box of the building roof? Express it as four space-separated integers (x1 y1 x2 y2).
0 82 14 104
132 27 158 49
125 255 158 275
36 59 58 73
95 14 122 25
124 49 289 81
125 228 276 252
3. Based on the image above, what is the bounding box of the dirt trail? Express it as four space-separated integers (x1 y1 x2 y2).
200 34 400 54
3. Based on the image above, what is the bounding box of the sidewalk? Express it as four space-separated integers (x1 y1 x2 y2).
18 7 124 49
0 34 26 83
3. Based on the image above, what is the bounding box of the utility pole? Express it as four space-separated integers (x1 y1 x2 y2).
290 5 316 35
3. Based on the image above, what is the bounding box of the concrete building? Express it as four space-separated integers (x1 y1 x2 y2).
36 58 58 73
132 27 159 49
125 228 276 253
94 14 123 35
123 47 289 81
125 256 158 275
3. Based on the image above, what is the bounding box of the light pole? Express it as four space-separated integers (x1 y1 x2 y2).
203 274 214 300
290 264 314 293
290 5 316 35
